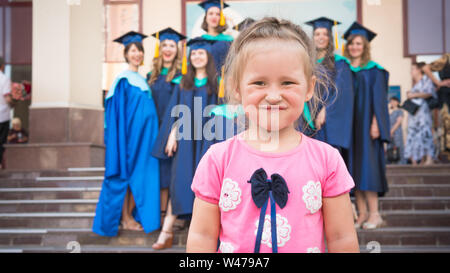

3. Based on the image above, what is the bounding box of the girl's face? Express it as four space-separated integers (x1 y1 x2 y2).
390 99 399 109
205 7 220 28
237 40 315 132
313 28 329 50
190 49 208 69
348 35 365 59
12 122 21 131
161 40 178 63
126 44 144 67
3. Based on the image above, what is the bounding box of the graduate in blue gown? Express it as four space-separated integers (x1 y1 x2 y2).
343 22 390 230
147 27 186 221
198 0 234 74
93 31 160 236
301 17 354 167
151 37 222 250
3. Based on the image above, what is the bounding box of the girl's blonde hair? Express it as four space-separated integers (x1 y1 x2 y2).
148 41 181 86
223 17 331 132
429 53 450 72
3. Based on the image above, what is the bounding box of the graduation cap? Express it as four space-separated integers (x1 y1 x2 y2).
343 22 377 42
305 17 340 31
199 0 229 26
152 28 186 58
152 27 186 44
235 18 256 31
306 17 341 49
113 31 148 47
187 37 215 53
198 0 229 11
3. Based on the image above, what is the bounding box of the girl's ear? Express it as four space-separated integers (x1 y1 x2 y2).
234 88 242 102
305 76 316 102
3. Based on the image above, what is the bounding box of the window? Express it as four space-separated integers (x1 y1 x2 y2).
104 0 143 62
0 0 32 65
404 0 449 56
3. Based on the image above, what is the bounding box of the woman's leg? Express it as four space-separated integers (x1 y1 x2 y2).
153 199 177 249
121 188 143 231
363 191 383 229
160 188 169 213
354 190 368 227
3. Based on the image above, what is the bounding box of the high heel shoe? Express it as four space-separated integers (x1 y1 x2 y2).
354 212 369 229
362 213 384 230
152 230 173 250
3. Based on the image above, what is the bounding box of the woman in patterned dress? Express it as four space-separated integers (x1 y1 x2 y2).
404 62 435 166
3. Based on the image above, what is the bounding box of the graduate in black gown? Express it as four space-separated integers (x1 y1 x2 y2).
198 0 234 74
151 37 221 250
147 27 186 222
302 17 354 167
343 22 390 230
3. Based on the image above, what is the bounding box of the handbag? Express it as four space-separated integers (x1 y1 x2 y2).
401 99 420 115
426 96 440 110
387 146 400 162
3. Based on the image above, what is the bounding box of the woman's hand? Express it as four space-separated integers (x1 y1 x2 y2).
406 91 415 99
441 79 450 88
370 116 380 140
165 128 178 157
315 108 326 130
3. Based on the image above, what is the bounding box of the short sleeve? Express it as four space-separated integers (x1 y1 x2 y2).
1 77 11 96
322 148 355 198
191 147 222 205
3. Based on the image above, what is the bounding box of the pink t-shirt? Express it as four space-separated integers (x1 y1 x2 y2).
191 133 355 253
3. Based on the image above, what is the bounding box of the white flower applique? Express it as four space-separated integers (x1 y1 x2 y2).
302 180 322 214
219 242 235 253
307 247 321 253
254 214 291 248
219 178 242 212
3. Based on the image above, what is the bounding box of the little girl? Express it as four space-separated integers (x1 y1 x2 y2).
187 18 359 253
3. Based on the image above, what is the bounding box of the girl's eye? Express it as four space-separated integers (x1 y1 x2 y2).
252 81 266 86
282 81 296 86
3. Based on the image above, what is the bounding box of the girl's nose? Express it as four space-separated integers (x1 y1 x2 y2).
265 91 282 104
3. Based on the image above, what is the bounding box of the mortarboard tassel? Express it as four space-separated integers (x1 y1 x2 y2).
341 41 345 55
181 42 188 75
154 32 160 58
219 0 226 26
334 20 339 50
218 66 225 98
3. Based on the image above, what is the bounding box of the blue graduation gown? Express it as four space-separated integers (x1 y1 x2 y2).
152 78 219 216
314 55 355 150
202 33 233 74
147 68 180 189
350 61 390 196
93 70 160 236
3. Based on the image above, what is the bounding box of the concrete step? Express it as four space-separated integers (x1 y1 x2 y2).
0 178 102 188
386 164 450 175
380 210 450 227
0 199 98 213
0 245 185 253
0 170 104 179
0 213 96 228
385 184 450 197
357 227 450 246
2 195 448 214
353 196 450 211
1 210 449 229
359 245 450 253
387 174 450 185
0 228 188 248
0 187 101 200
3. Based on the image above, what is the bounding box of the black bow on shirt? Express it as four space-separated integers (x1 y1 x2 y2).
247 168 290 209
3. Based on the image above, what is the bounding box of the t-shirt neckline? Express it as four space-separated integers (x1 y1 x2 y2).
236 132 307 158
